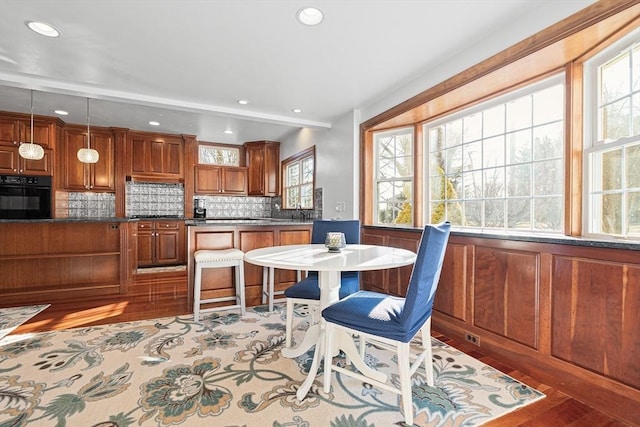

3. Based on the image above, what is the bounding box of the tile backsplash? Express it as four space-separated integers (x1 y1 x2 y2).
62 183 323 219
126 182 184 217
67 192 116 218
194 195 271 218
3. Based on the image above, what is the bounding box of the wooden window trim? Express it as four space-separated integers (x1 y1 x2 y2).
360 1 640 230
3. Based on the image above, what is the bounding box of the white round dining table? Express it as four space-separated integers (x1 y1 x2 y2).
244 243 417 400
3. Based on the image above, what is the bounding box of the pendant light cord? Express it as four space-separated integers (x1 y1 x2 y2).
30 90 34 145
86 98 90 150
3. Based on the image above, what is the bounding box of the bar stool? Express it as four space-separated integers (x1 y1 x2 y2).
193 249 246 321
261 267 302 312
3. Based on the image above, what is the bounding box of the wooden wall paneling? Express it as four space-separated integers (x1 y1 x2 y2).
434 242 468 321
551 255 640 390
473 246 539 349
360 230 388 293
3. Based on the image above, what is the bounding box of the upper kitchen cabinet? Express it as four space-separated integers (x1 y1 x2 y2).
61 126 115 191
0 114 56 176
127 133 184 182
194 165 247 195
244 140 280 196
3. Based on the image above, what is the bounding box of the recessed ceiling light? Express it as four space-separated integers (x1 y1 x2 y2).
224 130 234 135
292 108 303 113
296 7 324 26
25 21 60 38
54 110 68 116
237 100 249 105
149 121 160 126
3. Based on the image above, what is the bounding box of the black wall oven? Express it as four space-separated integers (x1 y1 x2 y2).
0 175 52 219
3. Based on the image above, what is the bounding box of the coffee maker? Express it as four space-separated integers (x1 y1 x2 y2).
194 198 206 218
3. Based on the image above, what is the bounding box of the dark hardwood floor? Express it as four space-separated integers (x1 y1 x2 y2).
10 272 632 427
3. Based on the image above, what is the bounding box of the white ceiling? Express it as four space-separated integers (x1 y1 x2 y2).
0 0 595 144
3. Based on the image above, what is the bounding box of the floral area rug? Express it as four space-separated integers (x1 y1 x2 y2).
0 305 50 341
0 305 544 426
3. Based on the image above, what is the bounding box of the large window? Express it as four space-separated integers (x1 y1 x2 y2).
282 146 315 209
425 77 565 232
585 33 640 239
374 127 413 225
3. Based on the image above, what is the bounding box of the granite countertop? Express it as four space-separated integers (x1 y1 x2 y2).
186 218 314 226
0 217 137 223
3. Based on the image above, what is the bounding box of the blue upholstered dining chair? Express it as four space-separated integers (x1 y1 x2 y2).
321 222 451 426
284 219 361 349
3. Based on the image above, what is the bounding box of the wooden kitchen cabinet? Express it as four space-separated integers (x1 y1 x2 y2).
244 140 279 196
194 165 247 195
137 220 185 267
128 133 184 182
0 115 54 176
61 126 115 191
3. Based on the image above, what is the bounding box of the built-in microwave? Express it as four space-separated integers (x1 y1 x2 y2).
0 175 52 219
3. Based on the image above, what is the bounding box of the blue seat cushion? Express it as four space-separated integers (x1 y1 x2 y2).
284 273 359 300
322 290 431 343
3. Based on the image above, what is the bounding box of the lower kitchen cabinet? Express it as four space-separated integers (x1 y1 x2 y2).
137 220 185 267
187 223 312 308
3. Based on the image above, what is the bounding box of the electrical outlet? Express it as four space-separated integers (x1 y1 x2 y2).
464 332 480 346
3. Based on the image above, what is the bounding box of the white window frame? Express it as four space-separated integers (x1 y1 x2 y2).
282 146 315 210
583 30 640 240
423 75 565 233
373 127 414 227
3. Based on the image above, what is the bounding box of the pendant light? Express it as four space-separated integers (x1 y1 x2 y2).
77 97 99 164
18 90 45 160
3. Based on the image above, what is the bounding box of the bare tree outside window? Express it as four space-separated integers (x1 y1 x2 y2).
374 128 413 226
587 38 640 239
427 79 564 232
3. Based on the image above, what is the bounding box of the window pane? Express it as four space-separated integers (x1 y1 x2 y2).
287 187 299 208
463 113 482 143
506 95 532 132
445 146 463 174
430 126 445 152
287 163 300 185
602 193 623 234
533 122 563 161
506 164 531 197
302 157 313 183
483 135 505 168
463 200 482 226
463 141 482 171
507 198 530 229
533 84 564 125
378 158 395 178
461 171 482 199
533 159 563 196
483 167 504 198
445 119 462 148
379 137 394 158
506 129 532 164
534 196 562 231
602 148 623 191
484 199 505 228
633 45 640 91
396 155 413 177
628 191 640 235
626 143 640 188
483 105 505 137
601 51 630 104
603 98 630 141
300 184 313 208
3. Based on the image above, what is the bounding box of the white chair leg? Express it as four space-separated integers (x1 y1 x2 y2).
268 267 275 312
421 320 434 386
236 262 246 317
261 267 268 304
285 299 294 348
193 264 202 322
398 342 414 426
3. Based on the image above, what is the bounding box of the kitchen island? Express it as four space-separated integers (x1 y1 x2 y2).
0 218 138 305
